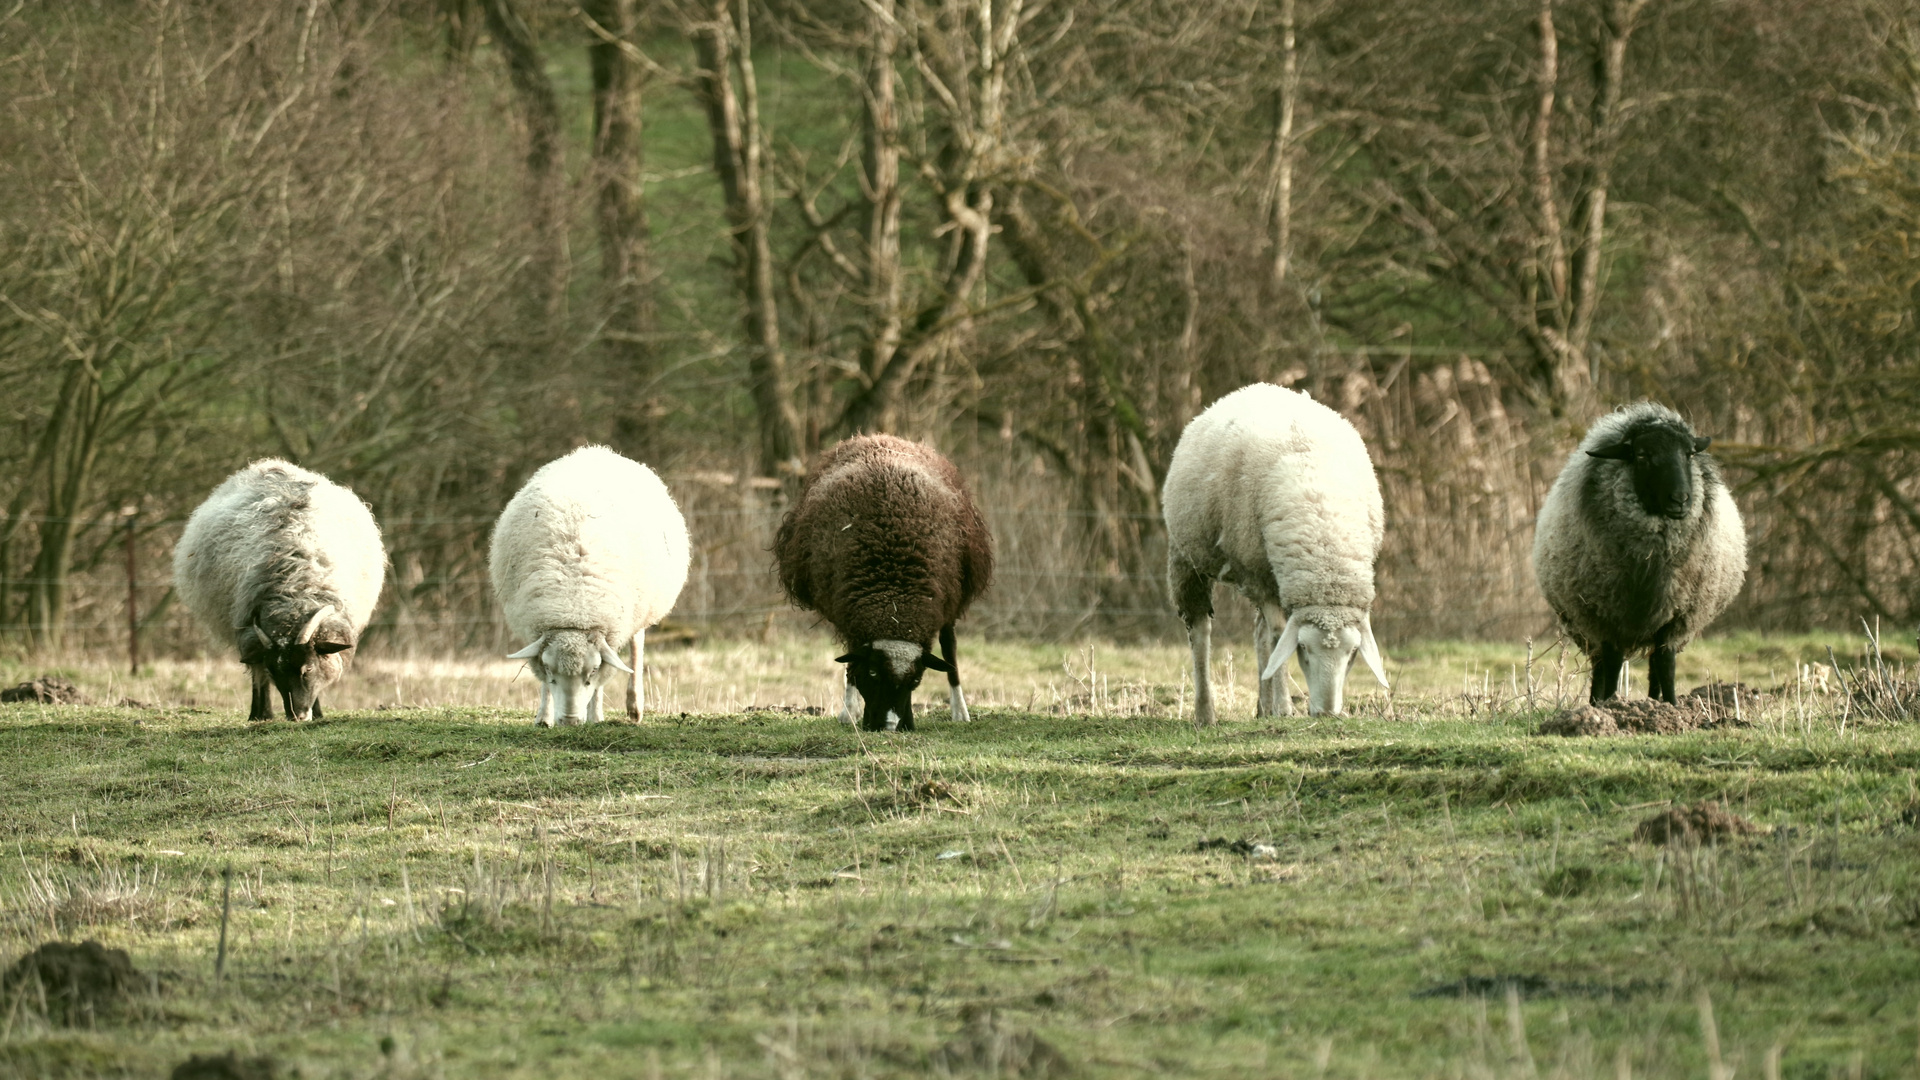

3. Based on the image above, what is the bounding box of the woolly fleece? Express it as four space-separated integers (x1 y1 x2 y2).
1532 402 1747 657
173 459 385 648
1163 383 1384 623
489 446 690 649
775 435 993 650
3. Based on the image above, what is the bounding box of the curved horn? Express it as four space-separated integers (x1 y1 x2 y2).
597 634 634 674
1261 611 1306 682
1358 615 1390 689
296 605 336 645
506 633 548 661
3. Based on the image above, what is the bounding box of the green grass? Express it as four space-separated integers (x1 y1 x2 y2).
2 636 1918 1078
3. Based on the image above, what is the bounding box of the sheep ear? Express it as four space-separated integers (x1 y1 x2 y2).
1358 617 1390 689
507 634 548 660
1692 436 1712 453
1586 442 1634 461
1261 611 1305 682
598 635 634 674
834 648 864 664
921 651 953 674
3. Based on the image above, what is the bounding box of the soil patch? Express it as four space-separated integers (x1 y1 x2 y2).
1412 974 1650 1000
1 940 141 1025
0 677 90 704
1634 800 1760 845
1539 688 1754 737
936 1007 1071 1078
1195 837 1280 859
171 1051 280 1080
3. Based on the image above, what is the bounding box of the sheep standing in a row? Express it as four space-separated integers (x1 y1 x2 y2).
1533 403 1747 704
775 435 994 732
173 460 386 721
489 446 690 726
1163 384 1390 722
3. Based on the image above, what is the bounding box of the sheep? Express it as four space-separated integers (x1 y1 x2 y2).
774 435 994 732
173 460 386 721
1532 402 1747 704
489 445 690 726
1163 383 1390 723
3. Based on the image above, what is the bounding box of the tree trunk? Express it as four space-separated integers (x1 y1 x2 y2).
585 0 662 459
482 0 568 322
857 0 905 421
693 0 804 479
1266 0 1298 290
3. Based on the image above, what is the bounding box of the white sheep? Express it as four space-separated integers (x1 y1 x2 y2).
1162 383 1389 722
489 446 690 726
1533 402 1747 703
173 459 386 721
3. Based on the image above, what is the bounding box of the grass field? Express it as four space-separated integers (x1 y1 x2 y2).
2 630 1918 1079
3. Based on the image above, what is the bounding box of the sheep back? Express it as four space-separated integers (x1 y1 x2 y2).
774 435 993 648
173 459 385 645
1532 403 1747 656
489 446 690 645
1163 383 1383 616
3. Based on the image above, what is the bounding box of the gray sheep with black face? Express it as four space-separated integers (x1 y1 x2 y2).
173 460 386 721
1533 403 1748 704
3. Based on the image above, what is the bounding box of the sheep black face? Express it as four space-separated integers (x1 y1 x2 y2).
235 605 355 721
1588 425 1712 521
836 640 952 732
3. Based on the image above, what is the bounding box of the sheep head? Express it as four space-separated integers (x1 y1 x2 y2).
235 603 356 721
835 639 951 732
1587 421 1712 521
1260 606 1388 716
508 629 631 726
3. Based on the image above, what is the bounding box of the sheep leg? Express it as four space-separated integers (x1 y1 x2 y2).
1253 610 1274 717
1171 560 1216 726
840 672 862 726
248 666 274 722
940 624 970 722
1590 642 1625 702
535 679 554 728
590 684 606 725
1649 624 1678 704
627 630 645 721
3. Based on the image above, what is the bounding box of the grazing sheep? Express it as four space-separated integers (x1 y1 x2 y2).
774 435 994 732
1533 402 1747 704
490 446 690 726
173 460 386 721
1163 383 1389 723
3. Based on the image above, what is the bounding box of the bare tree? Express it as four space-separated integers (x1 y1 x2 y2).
582 0 664 458
691 0 805 478
482 0 571 321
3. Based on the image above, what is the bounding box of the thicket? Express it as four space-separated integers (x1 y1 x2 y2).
1 0 1917 655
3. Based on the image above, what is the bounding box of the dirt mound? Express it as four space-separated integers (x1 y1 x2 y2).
171 1051 280 1080
1634 800 1760 845
936 1007 1071 1078
1682 682 1770 722
0 677 90 704
1537 704 1618 736
1 940 140 1024
1540 689 1754 737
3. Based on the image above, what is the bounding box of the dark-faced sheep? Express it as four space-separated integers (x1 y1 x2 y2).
173 460 386 721
489 446 690 726
774 435 994 731
1163 383 1390 722
1533 403 1747 704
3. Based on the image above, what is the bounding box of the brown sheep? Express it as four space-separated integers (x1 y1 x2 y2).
774 435 994 731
